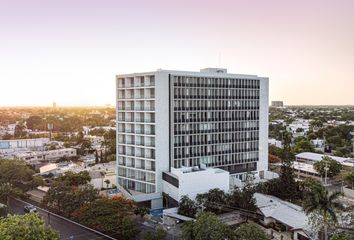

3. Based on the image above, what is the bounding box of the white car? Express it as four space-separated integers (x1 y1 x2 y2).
24 205 37 213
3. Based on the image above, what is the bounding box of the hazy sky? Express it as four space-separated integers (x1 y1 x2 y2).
0 0 353 106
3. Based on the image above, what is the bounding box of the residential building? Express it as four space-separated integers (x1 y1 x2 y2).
254 193 313 240
287 119 310 137
116 68 269 208
0 138 50 154
295 152 354 168
268 138 283 148
13 148 77 164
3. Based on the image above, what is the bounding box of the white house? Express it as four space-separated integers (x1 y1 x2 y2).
269 138 283 148
254 193 313 240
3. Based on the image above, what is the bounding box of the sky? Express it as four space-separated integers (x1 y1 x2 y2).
0 0 353 106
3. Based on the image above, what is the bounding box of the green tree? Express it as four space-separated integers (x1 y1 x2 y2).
331 231 354 240
143 227 167 240
102 129 116 156
234 223 268 240
26 116 44 130
314 156 342 178
14 123 27 138
0 183 22 207
293 138 314 154
134 206 149 218
55 171 91 186
0 160 43 192
195 188 228 214
228 185 257 212
0 213 59 240
304 184 344 240
42 171 99 215
72 196 138 239
181 212 235 240
178 195 198 218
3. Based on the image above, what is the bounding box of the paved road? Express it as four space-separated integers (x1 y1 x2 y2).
8 198 112 240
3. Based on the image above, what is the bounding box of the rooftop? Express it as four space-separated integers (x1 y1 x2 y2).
296 152 354 167
254 193 309 230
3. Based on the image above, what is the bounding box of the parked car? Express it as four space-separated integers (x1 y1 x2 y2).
24 205 37 213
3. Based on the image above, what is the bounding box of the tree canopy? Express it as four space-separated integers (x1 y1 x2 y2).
313 156 342 178
71 196 138 239
42 171 99 215
181 212 235 240
0 213 59 240
178 195 198 218
234 223 268 240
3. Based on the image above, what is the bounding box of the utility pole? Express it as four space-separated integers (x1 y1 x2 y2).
324 161 329 186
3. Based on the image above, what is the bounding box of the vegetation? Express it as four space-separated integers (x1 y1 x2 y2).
42 171 100 216
0 160 43 206
181 212 235 240
0 159 43 192
344 172 354 189
72 196 139 239
234 223 268 240
293 137 314 153
314 156 342 178
181 212 268 240
0 213 59 240
143 227 167 240
42 171 140 238
331 231 354 240
304 184 344 240
0 183 22 207
178 195 198 218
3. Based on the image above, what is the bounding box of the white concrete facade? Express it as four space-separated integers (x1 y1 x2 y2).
162 166 229 202
116 68 269 208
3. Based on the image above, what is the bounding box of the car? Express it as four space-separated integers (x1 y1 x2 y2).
24 205 37 213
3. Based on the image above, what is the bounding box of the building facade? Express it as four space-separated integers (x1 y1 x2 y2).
116 68 269 208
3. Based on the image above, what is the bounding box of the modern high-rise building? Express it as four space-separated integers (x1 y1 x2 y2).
116 68 269 209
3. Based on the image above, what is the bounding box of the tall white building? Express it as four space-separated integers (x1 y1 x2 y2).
116 68 269 209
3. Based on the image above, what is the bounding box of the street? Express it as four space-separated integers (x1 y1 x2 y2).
8 198 112 240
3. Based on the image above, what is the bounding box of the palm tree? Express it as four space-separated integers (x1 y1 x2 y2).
304 184 345 240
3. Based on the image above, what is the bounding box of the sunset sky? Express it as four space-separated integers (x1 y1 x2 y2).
0 0 353 106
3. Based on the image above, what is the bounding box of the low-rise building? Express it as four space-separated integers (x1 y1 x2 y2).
292 161 321 179
0 138 50 154
254 193 313 240
14 148 77 164
310 139 325 150
268 138 283 148
162 165 230 206
296 152 354 168
287 120 310 137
